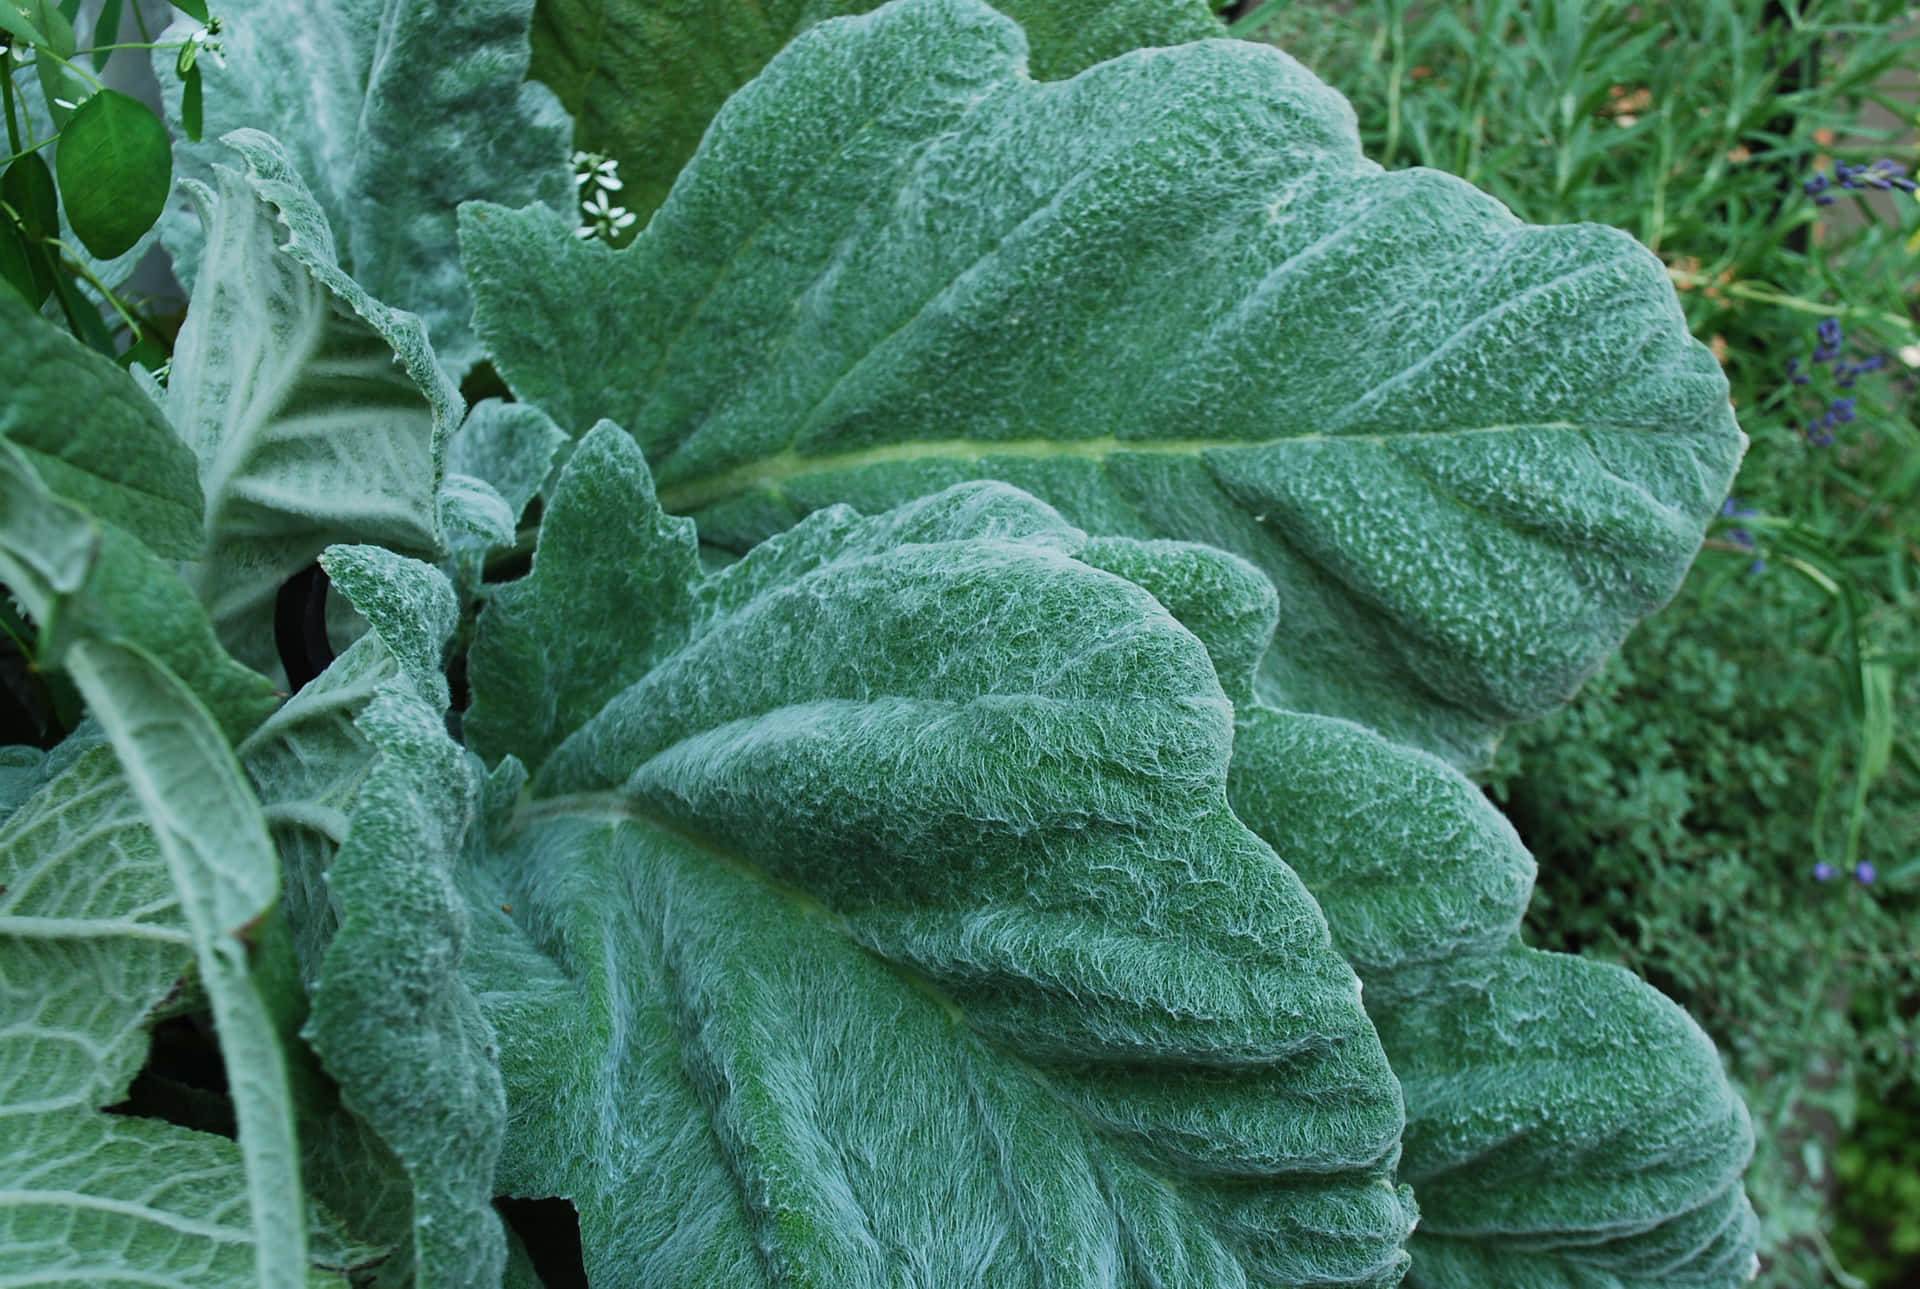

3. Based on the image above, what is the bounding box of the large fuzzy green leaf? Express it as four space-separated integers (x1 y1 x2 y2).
166 131 458 676
463 0 1743 764
529 0 1221 226
155 0 572 376
1224 706 1757 1287
460 424 1415 1287
0 288 203 561
0 442 279 741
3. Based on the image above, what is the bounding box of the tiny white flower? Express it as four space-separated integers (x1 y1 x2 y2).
1900 343 1920 369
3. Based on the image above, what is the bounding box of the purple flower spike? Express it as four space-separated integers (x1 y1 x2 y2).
1748 558 1766 575
1856 860 1877 885
1804 171 1831 197
1818 317 1843 349
1857 355 1887 373
1814 861 1837 881
1830 397 1857 423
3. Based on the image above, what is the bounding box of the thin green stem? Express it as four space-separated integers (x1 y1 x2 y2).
0 50 21 154
46 236 143 341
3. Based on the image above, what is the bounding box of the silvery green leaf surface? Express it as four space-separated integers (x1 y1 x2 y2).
240 546 459 983
1379 950 1758 1289
1224 707 1757 1287
460 424 1415 1287
528 0 1221 226
0 288 203 562
155 0 573 377
0 740 370 1287
63 638 311 1289
166 131 458 676
463 0 1744 763
446 398 571 523
0 442 280 742
234 548 509 1286
304 685 508 1289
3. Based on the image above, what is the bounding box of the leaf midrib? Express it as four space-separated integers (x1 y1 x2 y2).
654 421 1583 513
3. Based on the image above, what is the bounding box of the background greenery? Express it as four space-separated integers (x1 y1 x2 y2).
1224 1 1920 1284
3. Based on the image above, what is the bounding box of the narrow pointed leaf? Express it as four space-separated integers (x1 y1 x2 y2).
0 287 204 561
55 88 171 259
63 638 310 1289
304 683 509 1289
528 0 1222 226
464 0 1743 763
166 131 456 674
155 0 572 376
460 424 1415 1287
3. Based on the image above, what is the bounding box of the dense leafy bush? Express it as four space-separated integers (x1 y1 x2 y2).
1 0 1779 1285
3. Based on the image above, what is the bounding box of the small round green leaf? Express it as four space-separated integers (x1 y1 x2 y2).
168 0 208 20
54 89 171 259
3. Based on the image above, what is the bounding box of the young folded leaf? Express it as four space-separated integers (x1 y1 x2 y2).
153 0 573 377
166 130 458 675
461 424 1416 1287
463 0 1744 765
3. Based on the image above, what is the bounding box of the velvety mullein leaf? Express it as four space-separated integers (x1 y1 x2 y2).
54 640 312 1289
0 742 375 1287
304 687 508 1289
154 0 572 376
460 425 1415 1287
528 0 1221 227
1224 707 1758 1287
1378 951 1758 1289
0 443 279 741
235 547 510 1286
0 287 202 561
463 0 1744 764
165 131 458 676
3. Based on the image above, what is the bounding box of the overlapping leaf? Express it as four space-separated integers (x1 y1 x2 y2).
166 130 457 675
0 740 375 1286
0 287 202 561
237 547 510 1286
155 0 573 375
464 0 1744 764
460 424 1416 1287
1225 707 1758 1287
0 441 278 741
528 0 1222 226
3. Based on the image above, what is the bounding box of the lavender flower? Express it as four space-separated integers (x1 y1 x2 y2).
1805 159 1918 203
1814 861 1837 881
1856 860 1878 885
1813 318 1843 363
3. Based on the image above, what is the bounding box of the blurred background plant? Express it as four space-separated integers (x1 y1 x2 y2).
0 0 214 365
1221 0 1920 1283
